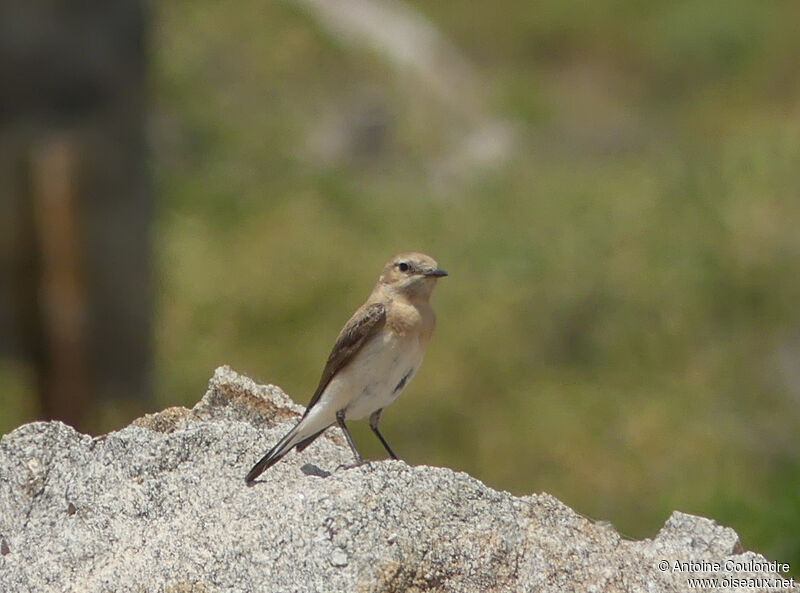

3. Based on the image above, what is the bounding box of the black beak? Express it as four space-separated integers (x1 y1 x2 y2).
426 268 448 277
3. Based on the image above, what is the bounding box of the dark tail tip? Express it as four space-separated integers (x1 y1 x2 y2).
244 464 260 484
244 450 284 484
244 459 268 484
246 424 302 484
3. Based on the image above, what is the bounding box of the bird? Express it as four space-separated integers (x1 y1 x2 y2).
245 252 447 483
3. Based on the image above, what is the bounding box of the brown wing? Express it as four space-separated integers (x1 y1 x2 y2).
302 301 386 417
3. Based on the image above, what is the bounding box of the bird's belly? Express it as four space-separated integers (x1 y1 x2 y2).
332 332 423 421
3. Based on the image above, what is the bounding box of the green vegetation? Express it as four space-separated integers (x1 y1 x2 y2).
4 0 799 574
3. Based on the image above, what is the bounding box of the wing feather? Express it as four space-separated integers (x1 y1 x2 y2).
302 301 386 417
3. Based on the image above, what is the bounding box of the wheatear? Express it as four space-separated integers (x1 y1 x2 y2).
245 252 447 482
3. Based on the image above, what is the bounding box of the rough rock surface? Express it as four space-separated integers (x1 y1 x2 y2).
0 366 795 592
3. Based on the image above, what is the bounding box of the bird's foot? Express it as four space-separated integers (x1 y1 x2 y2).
335 457 373 472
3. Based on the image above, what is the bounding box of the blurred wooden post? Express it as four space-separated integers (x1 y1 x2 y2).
29 137 91 427
0 0 151 431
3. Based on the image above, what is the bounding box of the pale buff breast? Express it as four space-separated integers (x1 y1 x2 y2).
386 299 436 343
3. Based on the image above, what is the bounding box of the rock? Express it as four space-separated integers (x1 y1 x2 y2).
0 366 795 592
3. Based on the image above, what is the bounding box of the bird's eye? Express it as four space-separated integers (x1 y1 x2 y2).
397 262 409 272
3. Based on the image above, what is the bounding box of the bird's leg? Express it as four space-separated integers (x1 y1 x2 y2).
335 409 363 465
369 409 398 460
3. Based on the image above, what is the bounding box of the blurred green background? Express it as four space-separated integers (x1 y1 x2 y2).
3 0 799 572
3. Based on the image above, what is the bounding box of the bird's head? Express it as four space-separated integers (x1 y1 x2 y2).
379 252 447 300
